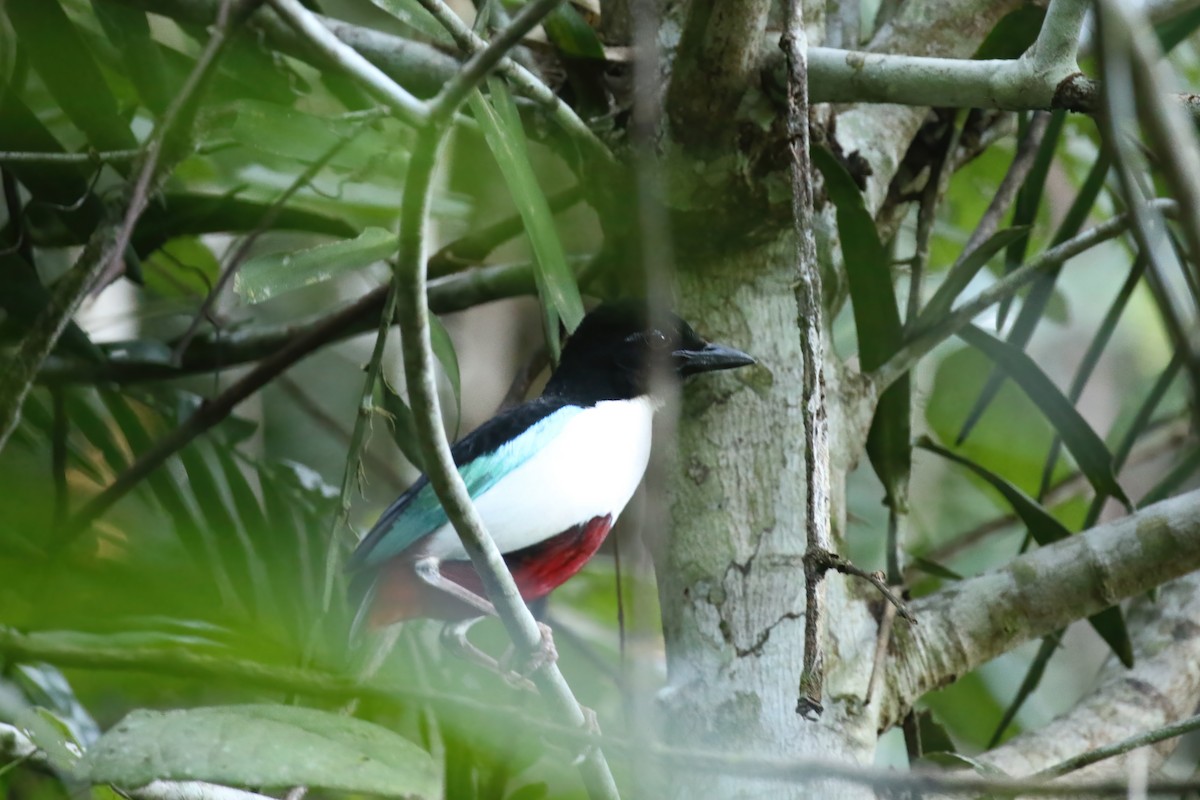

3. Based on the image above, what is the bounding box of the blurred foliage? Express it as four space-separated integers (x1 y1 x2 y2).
0 0 1199 796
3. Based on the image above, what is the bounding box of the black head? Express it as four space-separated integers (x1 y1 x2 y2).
541 300 755 404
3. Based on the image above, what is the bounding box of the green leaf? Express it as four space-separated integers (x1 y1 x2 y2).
973 3 1045 60
913 708 956 756
203 100 401 169
1038 255 1145 498
429 314 462 437
918 227 1030 327
544 5 605 59
1140 447 1200 507
813 147 910 506
812 146 901 371
143 237 221 299
381 380 426 472
917 437 1072 545
12 664 99 748
469 79 585 354
83 705 440 798
909 557 963 581
917 436 1133 666
14 706 81 774
5 0 136 152
92 2 173 114
955 153 1109 446
235 228 397 303
957 325 1132 509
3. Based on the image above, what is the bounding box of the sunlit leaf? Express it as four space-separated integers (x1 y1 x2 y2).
235 227 397 303
84 705 440 797
13 664 99 748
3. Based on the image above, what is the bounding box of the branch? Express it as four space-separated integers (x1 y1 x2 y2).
38 258 542 384
267 0 427 125
376 2 620 797
7 630 1200 797
414 0 614 167
780 0 835 720
105 0 458 98
880 489 1200 729
976 570 1200 777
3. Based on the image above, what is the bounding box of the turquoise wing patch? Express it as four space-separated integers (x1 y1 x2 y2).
350 406 582 569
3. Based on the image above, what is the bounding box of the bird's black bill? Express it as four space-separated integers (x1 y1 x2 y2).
673 342 756 376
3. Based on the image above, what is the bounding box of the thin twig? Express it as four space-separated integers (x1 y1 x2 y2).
781 0 834 721
371 2 621 796
875 199 1180 393
812 551 914 623
414 0 615 168
4 644 1200 800
39 259 542 384
1038 712 1200 778
173 123 371 360
322 276 403 613
905 112 960 326
962 111 1051 257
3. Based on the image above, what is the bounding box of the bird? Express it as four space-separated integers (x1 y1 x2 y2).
347 300 755 667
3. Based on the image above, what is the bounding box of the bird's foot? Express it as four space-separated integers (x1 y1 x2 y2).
499 621 559 678
441 623 544 690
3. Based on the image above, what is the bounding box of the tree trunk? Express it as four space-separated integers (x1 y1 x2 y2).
658 233 878 797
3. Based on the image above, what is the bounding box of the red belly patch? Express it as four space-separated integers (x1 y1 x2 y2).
368 515 614 624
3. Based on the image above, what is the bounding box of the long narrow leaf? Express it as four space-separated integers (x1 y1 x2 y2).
957 325 1132 509
6 0 136 152
235 228 398 304
956 155 1111 444
919 227 1030 328
1038 255 1145 498
469 79 585 355
813 147 910 505
917 436 1133 664
997 111 1065 327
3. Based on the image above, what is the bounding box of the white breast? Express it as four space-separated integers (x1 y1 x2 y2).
423 397 656 561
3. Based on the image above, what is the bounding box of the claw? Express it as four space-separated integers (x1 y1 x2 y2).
500 621 559 677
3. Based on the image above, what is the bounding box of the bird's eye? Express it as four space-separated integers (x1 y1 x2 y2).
647 330 670 350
